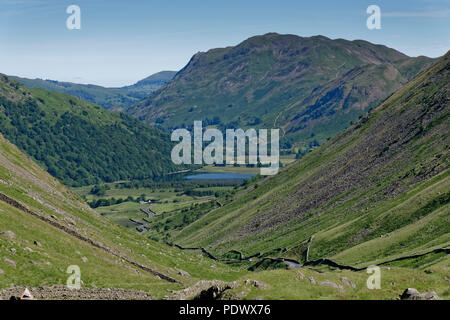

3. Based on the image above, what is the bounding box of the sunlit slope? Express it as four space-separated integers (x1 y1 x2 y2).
0 74 179 186
174 51 450 267
0 134 239 298
11 70 176 109
129 33 434 150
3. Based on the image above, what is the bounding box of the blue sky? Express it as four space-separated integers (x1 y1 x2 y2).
1 0 449 87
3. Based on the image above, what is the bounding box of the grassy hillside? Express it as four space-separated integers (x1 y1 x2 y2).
173 50 450 268
0 132 246 298
127 33 434 152
10 71 176 110
0 75 180 186
0 128 448 300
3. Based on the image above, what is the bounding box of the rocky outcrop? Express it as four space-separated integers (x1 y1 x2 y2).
164 280 238 300
400 288 441 300
195 282 239 300
0 230 15 239
0 285 153 300
318 280 343 291
340 277 356 288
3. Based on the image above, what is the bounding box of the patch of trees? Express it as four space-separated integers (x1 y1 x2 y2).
88 193 150 208
89 184 110 196
114 178 238 190
0 96 180 186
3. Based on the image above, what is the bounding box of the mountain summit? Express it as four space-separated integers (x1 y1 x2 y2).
128 33 434 150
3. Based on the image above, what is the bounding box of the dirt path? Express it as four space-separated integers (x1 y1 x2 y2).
0 285 153 300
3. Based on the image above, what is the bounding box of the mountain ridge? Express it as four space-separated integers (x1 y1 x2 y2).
10 70 176 110
173 50 450 266
127 33 435 151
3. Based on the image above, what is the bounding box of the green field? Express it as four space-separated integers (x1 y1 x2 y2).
72 178 240 242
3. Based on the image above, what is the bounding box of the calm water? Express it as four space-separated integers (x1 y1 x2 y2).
185 173 255 180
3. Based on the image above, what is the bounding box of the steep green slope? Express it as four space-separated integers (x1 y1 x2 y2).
0 75 179 186
0 132 240 298
0 132 448 300
173 51 450 268
10 71 176 110
127 33 434 151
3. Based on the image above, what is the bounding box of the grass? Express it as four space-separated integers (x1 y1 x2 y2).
0 133 247 298
171 51 450 271
72 177 238 242
226 261 450 300
0 130 448 299
1 52 448 299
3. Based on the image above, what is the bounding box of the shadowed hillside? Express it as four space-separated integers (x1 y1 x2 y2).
128 33 434 152
0 75 181 186
0 132 240 298
174 51 450 268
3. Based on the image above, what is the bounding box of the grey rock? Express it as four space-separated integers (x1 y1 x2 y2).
0 231 15 239
420 292 440 300
318 280 343 290
195 281 238 300
252 280 268 289
400 288 441 300
177 269 190 277
29 260 41 266
401 288 419 299
64 217 76 226
341 277 356 288
4 258 16 267
33 241 42 247
0 268 4 274
307 277 316 284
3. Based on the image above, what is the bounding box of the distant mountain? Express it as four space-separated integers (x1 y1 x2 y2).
0 74 180 186
10 71 176 110
122 71 177 94
174 51 450 267
127 33 434 152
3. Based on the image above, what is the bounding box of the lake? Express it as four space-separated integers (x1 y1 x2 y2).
184 173 255 180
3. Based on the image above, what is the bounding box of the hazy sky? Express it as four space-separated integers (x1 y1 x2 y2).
1 0 449 87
